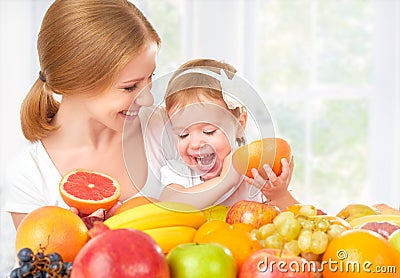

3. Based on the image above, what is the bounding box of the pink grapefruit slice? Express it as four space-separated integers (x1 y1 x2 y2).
59 169 121 215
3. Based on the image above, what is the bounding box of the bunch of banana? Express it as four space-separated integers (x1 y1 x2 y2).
349 214 400 229
104 202 207 253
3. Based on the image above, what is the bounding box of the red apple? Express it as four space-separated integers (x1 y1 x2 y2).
239 248 314 278
71 223 170 278
226 200 280 228
360 221 400 239
167 243 237 278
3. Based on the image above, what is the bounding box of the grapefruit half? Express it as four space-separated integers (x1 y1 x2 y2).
59 169 121 215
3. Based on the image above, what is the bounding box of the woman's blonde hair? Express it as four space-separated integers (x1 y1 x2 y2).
21 0 161 142
165 58 246 145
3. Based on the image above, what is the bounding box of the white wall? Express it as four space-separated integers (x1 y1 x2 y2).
0 1 52 274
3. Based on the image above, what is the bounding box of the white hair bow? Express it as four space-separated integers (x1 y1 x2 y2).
172 67 245 110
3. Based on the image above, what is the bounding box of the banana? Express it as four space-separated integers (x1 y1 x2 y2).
104 201 207 230
349 214 400 229
143 226 196 254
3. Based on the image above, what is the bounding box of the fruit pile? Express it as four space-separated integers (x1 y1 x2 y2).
10 248 72 278
8 166 400 277
10 199 400 278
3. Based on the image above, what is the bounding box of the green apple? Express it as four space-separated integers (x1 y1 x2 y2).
389 229 400 254
167 243 237 278
202 205 230 221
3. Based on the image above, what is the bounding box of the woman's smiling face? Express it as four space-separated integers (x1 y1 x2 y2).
76 42 158 132
168 97 241 181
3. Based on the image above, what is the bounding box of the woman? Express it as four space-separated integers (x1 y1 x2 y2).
3 0 171 228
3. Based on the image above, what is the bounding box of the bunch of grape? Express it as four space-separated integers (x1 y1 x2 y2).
251 205 348 257
9 247 72 278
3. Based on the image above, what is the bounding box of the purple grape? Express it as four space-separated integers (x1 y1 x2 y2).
17 248 33 263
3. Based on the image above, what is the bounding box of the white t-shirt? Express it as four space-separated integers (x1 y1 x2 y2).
160 159 263 206
3 106 175 214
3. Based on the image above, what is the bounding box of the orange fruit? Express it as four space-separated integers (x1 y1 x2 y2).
15 206 89 262
231 223 255 233
194 220 230 243
197 225 262 272
232 137 291 179
322 229 400 278
114 196 159 215
59 169 121 215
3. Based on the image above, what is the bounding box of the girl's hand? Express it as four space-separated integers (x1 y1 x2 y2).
244 156 297 208
259 156 294 201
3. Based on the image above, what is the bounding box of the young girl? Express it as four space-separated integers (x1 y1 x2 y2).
159 59 299 210
3 0 173 228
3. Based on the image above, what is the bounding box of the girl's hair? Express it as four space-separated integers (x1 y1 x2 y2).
165 58 240 115
21 0 161 142
165 58 246 145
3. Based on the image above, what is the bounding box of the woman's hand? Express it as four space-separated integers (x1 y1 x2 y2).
70 201 122 229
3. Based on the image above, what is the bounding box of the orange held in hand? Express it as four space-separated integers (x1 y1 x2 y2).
232 137 291 179
15 206 89 262
59 169 121 215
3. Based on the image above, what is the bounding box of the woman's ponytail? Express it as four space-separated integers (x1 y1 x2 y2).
20 78 60 142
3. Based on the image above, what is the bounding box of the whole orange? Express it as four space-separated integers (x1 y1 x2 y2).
197 225 262 272
232 137 291 179
114 196 159 215
193 220 230 243
322 229 400 278
15 206 89 262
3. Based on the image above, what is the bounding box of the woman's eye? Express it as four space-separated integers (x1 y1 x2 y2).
178 133 188 139
204 130 216 135
124 84 137 92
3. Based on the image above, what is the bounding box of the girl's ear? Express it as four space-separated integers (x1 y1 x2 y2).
236 110 248 138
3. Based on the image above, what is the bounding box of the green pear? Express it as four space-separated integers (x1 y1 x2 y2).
336 204 379 222
202 205 230 221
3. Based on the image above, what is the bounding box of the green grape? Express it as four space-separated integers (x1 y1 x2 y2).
284 240 301 256
297 229 312 252
314 218 330 232
297 216 314 230
257 223 277 239
327 224 347 240
298 205 317 217
310 230 329 255
250 229 259 240
276 217 301 241
264 233 284 249
273 211 295 227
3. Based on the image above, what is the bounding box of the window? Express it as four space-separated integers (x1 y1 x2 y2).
136 0 400 213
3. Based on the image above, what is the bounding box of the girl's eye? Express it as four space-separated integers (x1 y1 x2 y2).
204 130 216 135
124 84 137 92
178 133 189 139
149 73 155 80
